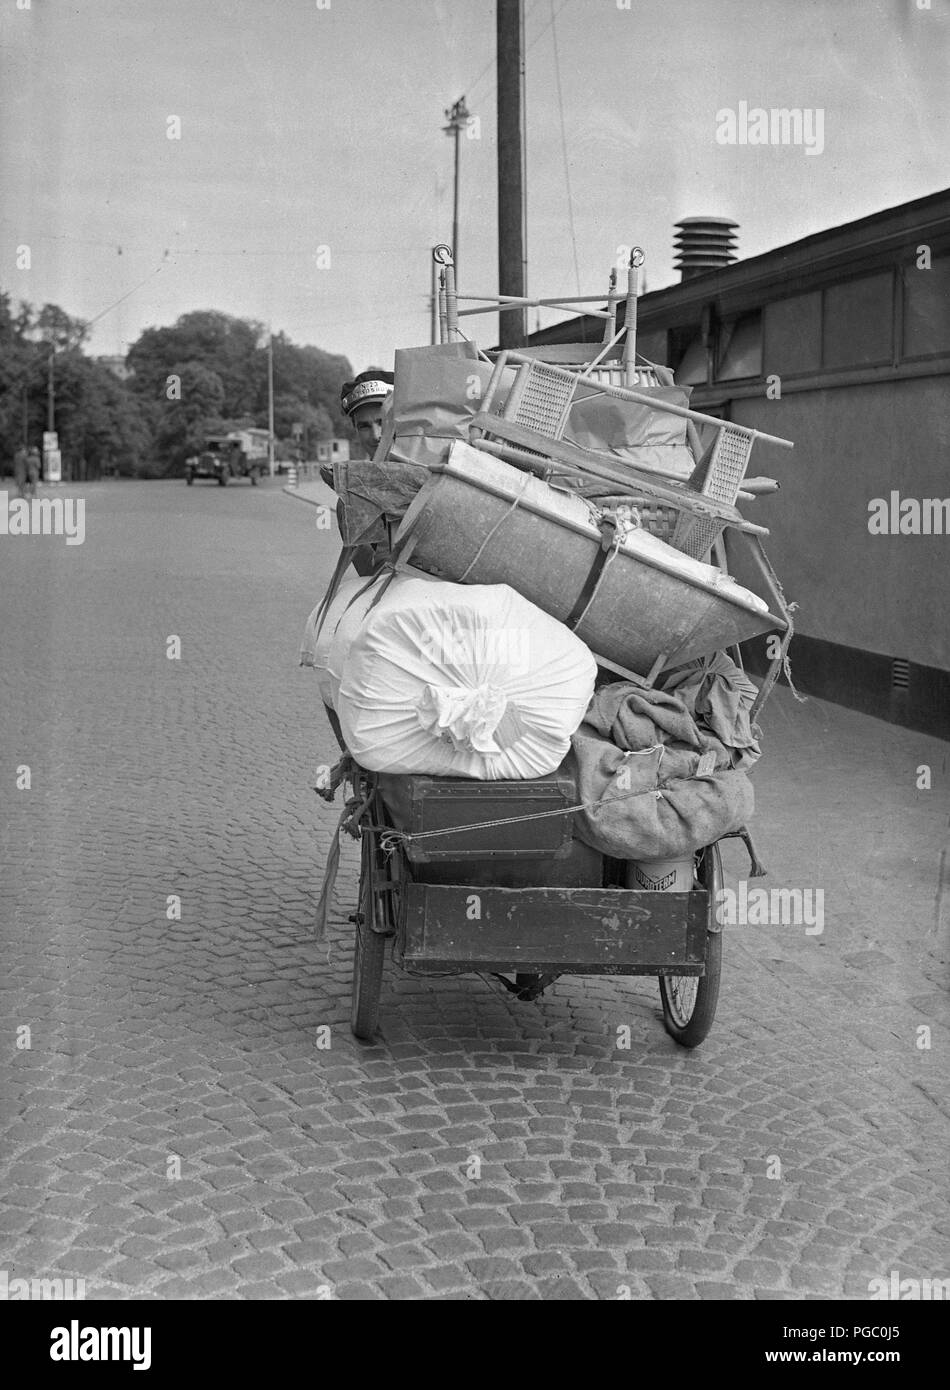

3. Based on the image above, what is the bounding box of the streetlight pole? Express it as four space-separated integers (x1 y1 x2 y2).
47 345 55 432
267 331 275 478
443 96 471 279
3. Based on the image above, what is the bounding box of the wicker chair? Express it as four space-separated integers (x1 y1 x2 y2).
473 351 788 560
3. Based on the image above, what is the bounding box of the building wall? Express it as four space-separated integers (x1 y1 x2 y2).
721 374 950 672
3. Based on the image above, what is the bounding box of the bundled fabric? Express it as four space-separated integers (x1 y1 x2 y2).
570 654 759 860
586 652 761 770
330 575 597 779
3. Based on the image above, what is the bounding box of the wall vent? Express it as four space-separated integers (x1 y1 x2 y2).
891 658 911 690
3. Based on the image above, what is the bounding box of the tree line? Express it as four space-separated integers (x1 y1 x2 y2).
0 295 357 479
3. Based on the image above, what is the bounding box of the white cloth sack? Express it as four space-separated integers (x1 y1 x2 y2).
300 574 406 709
335 576 597 779
301 569 445 708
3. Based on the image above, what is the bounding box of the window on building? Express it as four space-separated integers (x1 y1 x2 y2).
673 332 707 386
822 272 892 368
764 291 822 375
716 312 762 380
902 257 950 358
634 329 669 368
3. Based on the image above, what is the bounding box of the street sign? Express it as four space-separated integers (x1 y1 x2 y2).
45 449 62 483
43 431 59 452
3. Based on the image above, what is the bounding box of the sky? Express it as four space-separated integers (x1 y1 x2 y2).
2 0 948 375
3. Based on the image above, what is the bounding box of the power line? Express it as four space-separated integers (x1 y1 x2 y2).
549 0 581 295
85 255 169 328
0 256 170 405
466 0 564 104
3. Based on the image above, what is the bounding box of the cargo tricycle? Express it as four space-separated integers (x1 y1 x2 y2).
318 243 794 1051
344 761 724 1049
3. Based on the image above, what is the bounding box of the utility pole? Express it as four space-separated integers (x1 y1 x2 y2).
443 96 470 280
497 0 527 348
47 345 55 431
267 332 275 478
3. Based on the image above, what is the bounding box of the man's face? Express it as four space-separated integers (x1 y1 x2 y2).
351 400 384 457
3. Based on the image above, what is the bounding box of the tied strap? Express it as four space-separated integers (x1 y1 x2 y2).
313 765 375 940
721 825 768 878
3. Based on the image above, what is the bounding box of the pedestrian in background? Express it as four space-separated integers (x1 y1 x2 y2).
26 445 41 496
13 444 29 498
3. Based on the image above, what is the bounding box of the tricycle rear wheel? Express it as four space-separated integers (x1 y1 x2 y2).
350 822 400 1045
351 830 387 1040
659 843 723 1048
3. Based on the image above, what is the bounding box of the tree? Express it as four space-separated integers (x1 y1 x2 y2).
126 310 353 473
127 310 263 418
0 297 109 474
271 393 333 445
151 360 227 474
50 351 152 479
37 303 89 352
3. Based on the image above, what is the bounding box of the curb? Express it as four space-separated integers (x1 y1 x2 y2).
283 484 327 507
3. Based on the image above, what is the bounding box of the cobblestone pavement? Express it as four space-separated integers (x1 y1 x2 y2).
1 480 948 1301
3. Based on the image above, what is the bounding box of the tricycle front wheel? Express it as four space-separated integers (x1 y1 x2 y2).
659 843 723 1048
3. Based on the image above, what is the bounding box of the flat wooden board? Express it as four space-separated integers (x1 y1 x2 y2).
397 883 710 972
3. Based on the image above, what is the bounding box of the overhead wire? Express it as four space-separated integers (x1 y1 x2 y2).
465 0 571 104
549 0 581 296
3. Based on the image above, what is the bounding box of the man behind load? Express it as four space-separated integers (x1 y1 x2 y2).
322 369 395 577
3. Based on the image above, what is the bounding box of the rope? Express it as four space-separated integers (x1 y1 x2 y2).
747 537 806 718
377 744 667 849
457 471 533 581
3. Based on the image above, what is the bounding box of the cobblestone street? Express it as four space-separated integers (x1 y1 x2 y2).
1 479 948 1301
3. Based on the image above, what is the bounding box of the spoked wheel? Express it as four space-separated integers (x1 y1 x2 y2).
350 819 400 1041
659 843 723 1049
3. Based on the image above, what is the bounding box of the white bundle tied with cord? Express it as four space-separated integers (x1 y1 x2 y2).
333 575 597 779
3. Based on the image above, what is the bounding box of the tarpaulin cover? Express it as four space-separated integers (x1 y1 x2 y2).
334 575 597 779
389 342 509 469
564 383 696 479
570 654 759 859
333 458 431 546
